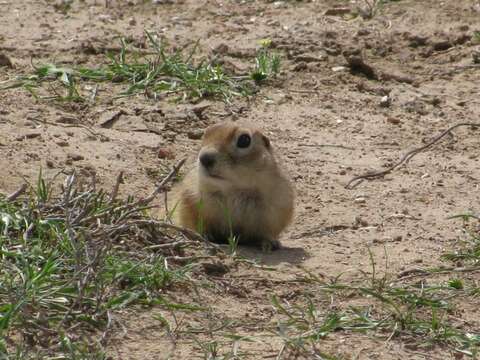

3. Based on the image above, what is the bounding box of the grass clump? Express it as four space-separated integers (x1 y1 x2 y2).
250 40 281 84
269 239 480 358
442 214 480 266
271 281 480 357
472 31 480 44
0 170 208 358
356 0 402 19
1 31 281 104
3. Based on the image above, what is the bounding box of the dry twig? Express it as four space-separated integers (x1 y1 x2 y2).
140 158 186 205
109 171 124 204
6 183 27 202
346 122 480 189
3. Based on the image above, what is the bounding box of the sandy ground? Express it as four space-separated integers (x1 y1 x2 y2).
1 0 480 359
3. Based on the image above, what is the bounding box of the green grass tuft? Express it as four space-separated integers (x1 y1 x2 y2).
0 172 202 358
250 44 280 84
1 31 282 104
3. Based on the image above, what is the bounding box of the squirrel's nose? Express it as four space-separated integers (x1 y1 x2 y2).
199 152 216 169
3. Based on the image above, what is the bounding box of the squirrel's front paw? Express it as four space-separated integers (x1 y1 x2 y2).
261 238 281 252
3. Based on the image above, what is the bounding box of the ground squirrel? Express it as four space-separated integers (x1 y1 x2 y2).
170 122 294 250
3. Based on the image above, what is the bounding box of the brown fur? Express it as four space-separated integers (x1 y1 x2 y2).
170 122 294 250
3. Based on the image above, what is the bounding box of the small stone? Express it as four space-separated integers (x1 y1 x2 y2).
387 117 401 125
56 140 69 147
16 132 41 141
202 262 229 276
432 40 452 51
212 43 229 55
473 48 480 64
128 17 136 26
408 35 429 48
354 216 369 227
98 14 113 22
332 66 347 72
354 197 366 204
0 53 13 68
272 1 287 8
56 116 78 124
292 61 308 72
273 93 292 105
356 29 370 36
46 160 55 168
68 153 84 161
157 147 174 159
454 33 470 45
187 129 203 140
294 54 325 63
380 95 391 107
324 7 351 16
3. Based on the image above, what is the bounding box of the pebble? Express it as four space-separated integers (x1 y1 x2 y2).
354 197 366 204
292 61 307 72
56 116 78 124
68 153 84 161
16 132 41 141
432 40 452 51
157 147 174 159
0 53 13 68
473 48 480 64
56 140 69 147
273 1 288 8
380 95 391 107
387 117 401 125
187 129 203 140
273 93 292 105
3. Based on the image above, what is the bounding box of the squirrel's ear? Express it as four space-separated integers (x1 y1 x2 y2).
261 134 271 148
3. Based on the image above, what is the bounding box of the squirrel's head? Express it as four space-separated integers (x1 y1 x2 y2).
197 122 275 189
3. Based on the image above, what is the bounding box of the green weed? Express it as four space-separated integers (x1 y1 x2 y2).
442 214 480 265
250 44 280 83
270 241 480 358
1 31 281 104
472 31 480 44
0 172 201 358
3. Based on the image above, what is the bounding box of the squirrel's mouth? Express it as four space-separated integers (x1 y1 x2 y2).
200 166 224 180
206 173 224 180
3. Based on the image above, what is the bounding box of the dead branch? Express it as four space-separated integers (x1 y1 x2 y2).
79 158 186 225
6 183 27 202
109 171 124 204
127 219 222 251
140 158 187 205
298 143 355 150
396 266 480 282
346 122 480 189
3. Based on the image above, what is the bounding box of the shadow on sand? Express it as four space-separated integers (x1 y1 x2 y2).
235 244 309 266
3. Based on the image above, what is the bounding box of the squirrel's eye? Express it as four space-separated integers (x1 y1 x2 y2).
236 134 251 149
